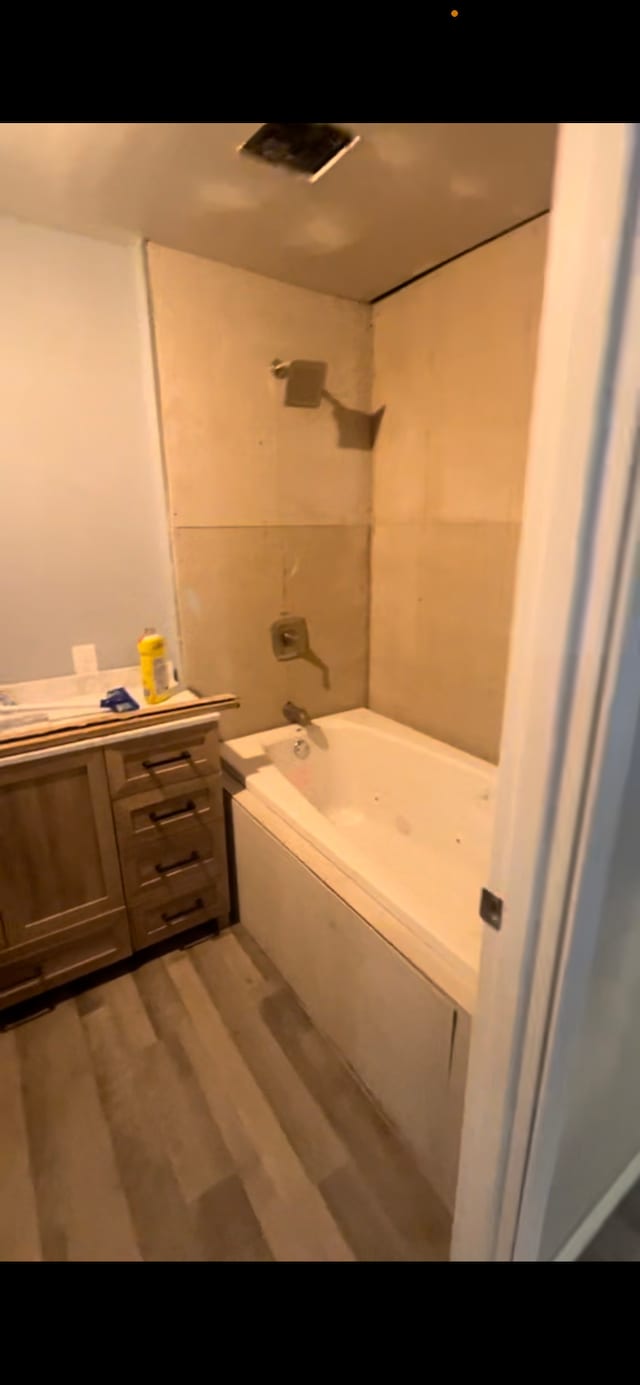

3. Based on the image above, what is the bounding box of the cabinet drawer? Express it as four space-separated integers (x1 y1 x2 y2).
112 775 223 846
119 826 227 908
105 723 220 799
130 885 225 950
0 908 131 1011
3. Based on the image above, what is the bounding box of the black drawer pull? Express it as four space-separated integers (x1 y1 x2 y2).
162 897 204 925
149 799 196 824
155 850 200 875
142 749 192 771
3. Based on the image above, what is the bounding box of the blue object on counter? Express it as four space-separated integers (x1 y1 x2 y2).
100 687 140 714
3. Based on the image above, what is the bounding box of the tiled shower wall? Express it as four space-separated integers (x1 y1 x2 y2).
148 219 547 758
147 245 372 739
370 217 549 762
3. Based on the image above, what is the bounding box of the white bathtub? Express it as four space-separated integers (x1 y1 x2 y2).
224 707 495 1209
223 707 495 1007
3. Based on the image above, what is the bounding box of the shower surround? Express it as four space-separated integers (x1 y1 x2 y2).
148 217 548 761
370 216 549 762
147 244 372 741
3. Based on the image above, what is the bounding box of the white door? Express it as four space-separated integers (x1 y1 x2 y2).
452 122 640 1261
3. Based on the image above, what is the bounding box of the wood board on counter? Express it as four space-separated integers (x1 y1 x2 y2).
0 693 239 759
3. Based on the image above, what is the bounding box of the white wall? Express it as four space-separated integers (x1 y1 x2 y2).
0 217 177 682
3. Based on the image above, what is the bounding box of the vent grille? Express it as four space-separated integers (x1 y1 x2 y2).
238 123 358 181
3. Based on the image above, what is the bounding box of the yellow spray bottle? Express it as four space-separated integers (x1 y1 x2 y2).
138 627 170 705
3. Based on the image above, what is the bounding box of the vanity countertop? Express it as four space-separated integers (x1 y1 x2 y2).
0 665 238 763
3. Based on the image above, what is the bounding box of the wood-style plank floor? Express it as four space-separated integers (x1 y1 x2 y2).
0 925 451 1262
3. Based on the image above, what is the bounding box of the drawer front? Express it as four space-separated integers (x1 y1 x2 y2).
119 819 227 905
130 885 225 950
0 908 131 1011
113 775 223 847
105 723 220 799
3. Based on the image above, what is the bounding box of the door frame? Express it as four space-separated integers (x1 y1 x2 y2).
451 123 640 1261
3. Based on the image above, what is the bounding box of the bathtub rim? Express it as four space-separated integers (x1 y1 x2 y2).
223 705 498 786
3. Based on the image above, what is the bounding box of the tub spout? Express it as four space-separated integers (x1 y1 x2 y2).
282 700 311 727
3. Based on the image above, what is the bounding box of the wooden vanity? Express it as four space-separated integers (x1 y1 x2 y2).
0 698 233 1011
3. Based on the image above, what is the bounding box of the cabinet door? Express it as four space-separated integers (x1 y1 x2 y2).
0 750 124 947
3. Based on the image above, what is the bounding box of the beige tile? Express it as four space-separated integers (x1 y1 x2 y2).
280 526 369 719
370 520 521 762
148 243 371 528
372 320 438 526
368 525 422 696
275 403 372 527
370 219 546 759
174 525 369 739
174 526 283 739
373 217 547 526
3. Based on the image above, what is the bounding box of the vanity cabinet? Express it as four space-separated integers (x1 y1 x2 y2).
0 713 229 1010
110 728 229 950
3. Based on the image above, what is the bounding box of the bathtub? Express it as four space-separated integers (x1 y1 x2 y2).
223 707 495 1008
223 707 495 1209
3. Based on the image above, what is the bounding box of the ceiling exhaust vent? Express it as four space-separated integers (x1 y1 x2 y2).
238 123 359 182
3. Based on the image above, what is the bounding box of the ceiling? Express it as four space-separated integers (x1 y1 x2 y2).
0 124 557 302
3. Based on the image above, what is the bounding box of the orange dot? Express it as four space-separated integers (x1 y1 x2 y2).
451 7 458 13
